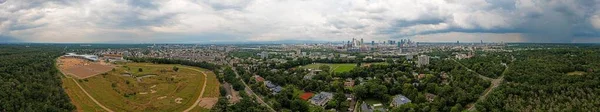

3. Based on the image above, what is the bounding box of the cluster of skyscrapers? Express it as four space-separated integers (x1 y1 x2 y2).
345 38 417 48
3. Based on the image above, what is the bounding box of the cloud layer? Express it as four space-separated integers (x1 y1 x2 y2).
1 0 599 43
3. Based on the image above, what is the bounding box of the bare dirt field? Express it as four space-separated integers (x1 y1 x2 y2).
58 57 114 79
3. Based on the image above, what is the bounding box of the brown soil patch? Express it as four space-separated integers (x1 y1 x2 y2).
58 57 114 79
197 98 218 109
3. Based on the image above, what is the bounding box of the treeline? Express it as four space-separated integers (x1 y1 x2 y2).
220 67 245 91
211 79 269 112
477 48 600 111
272 57 384 69
0 45 74 111
125 57 220 71
313 58 384 64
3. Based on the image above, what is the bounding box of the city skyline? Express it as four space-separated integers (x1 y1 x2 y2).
1 0 600 43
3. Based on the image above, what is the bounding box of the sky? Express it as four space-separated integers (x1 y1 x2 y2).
1 0 600 43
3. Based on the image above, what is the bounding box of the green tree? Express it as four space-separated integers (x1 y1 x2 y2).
173 66 179 72
319 65 331 72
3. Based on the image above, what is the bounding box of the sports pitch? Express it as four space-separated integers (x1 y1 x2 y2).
300 63 357 73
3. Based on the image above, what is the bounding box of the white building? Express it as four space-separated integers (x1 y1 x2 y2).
64 53 99 61
418 55 429 67
258 51 269 59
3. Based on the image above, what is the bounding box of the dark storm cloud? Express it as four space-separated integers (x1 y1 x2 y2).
377 0 600 42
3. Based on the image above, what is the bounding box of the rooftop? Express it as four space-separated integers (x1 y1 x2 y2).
392 94 411 106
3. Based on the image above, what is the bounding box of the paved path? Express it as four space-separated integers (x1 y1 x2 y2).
69 77 114 112
452 57 514 111
182 67 208 112
232 67 276 112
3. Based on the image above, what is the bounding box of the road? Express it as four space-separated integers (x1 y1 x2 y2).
232 67 276 112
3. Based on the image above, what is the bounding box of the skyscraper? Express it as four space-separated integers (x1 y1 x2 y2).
361 38 364 46
371 41 375 46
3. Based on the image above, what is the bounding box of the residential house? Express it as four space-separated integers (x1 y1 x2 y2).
417 74 426 80
254 75 264 82
425 93 437 102
309 92 333 106
344 78 355 88
361 102 386 112
264 81 282 94
390 94 412 107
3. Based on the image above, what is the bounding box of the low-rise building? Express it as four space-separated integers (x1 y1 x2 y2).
344 78 355 88
417 55 429 67
254 75 264 82
264 81 282 94
390 94 412 107
309 92 333 106
360 101 387 112
425 93 437 102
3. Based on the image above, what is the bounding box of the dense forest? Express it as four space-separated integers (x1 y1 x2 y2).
458 52 511 78
0 45 74 111
477 48 600 111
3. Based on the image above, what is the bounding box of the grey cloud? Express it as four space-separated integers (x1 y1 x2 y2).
127 0 159 9
2 0 600 43
201 0 254 11
0 35 20 43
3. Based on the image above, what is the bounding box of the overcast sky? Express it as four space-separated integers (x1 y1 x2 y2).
1 0 600 43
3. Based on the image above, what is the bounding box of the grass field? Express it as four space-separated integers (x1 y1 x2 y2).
62 62 219 111
61 77 107 112
300 63 357 73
